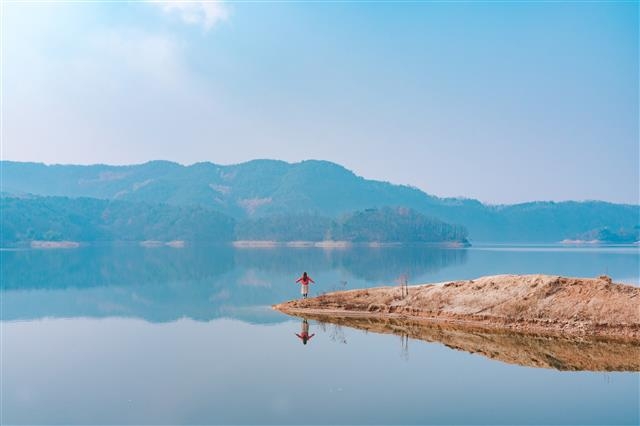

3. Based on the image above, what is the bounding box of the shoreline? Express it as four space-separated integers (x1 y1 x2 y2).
232 240 469 248
274 274 640 340
276 306 640 343
5 240 470 250
30 240 81 249
5 240 637 250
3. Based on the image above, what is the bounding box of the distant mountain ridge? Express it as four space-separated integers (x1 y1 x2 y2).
2 160 638 242
1 160 438 218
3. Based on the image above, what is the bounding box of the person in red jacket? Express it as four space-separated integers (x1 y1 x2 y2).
296 271 315 298
296 319 315 345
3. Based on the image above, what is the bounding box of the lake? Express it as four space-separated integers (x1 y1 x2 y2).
1 244 638 424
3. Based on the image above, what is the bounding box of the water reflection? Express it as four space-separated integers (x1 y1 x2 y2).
304 314 640 371
2 244 638 324
3 245 639 424
317 321 348 344
295 319 315 345
1 245 465 290
233 245 468 282
0 245 468 322
0 245 235 290
4 317 638 424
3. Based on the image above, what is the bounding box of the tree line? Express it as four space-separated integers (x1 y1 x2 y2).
1 196 468 246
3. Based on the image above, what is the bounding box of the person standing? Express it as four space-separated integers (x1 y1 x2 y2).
296 272 315 298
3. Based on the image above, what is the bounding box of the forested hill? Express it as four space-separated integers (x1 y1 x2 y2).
1 196 236 245
1 197 467 246
2 160 638 242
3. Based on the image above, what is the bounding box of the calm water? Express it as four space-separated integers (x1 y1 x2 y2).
1 244 639 424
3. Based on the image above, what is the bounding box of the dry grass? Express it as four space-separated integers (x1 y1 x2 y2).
275 274 640 340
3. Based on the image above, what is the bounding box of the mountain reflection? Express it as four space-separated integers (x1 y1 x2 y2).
1 245 235 290
1 245 466 322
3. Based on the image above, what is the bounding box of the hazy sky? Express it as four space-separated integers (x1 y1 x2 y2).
2 1 638 204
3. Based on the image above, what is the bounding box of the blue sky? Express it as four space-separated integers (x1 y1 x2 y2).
2 1 638 204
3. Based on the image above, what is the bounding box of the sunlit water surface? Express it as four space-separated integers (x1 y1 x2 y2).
2 244 638 424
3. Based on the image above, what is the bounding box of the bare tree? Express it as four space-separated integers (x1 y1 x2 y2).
329 280 349 292
396 273 409 298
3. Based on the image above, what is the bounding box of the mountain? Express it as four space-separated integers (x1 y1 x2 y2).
2 160 638 242
1 160 437 217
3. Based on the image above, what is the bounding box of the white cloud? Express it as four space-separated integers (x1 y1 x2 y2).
3 10 227 165
151 0 229 31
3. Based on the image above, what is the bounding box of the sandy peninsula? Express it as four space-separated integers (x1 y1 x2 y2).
30 240 80 249
274 274 640 340
274 275 640 370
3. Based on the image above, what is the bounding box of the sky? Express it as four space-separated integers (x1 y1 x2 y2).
2 0 638 204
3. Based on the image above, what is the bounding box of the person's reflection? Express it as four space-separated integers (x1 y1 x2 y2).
295 319 315 345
